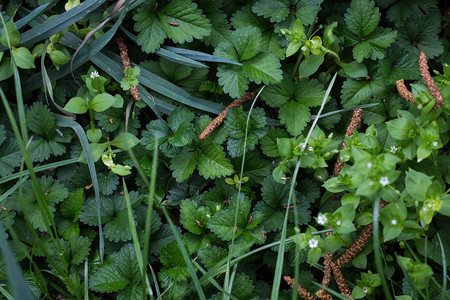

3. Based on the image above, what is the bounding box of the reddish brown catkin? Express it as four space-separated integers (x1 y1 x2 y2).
198 91 255 140
115 37 140 102
396 79 417 105
419 50 443 110
283 276 315 300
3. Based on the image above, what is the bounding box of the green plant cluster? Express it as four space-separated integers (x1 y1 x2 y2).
0 0 449 299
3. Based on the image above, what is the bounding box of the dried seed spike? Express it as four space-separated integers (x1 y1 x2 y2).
330 262 352 296
315 253 333 300
396 79 417 105
419 50 443 110
336 223 373 269
283 275 315 300
198 91 256 140
115 36 141 102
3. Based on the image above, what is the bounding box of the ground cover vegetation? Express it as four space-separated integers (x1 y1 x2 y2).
0 0 449 299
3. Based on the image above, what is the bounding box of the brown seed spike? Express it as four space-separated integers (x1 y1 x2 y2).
419 50 443 110
115 36 141 102
283 276 315 300
396 79 417 105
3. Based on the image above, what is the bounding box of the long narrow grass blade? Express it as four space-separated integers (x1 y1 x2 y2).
0 177 28 202
0 285 15 300
163 46 243 66
54 115 104 262
15 3 51 30
84 260 89 300
0 236 35 299
193 261 240 300
437 233 447 300
161 207 206 300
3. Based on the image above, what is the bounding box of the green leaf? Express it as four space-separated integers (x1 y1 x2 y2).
260 78 295 108
1 19 20 48
299 54 324 78
339 61 368 78
231 5 269 31
197 245 227 268
69 236 91 264
116 244 141 282
180 199 210 235
170 150 198 182
254 201 284 232
379 44 420 84
216 64 249 98
242 52 283 84
141 119 170 150
232 273 254 298
352 28 397 62
134 9 166 53
159 241 189 280
97 171 119 196
340 73 387 108
90 265 128 292
0 125 21 177
49 49 70 65
11 47 34 69
233 26 261 61
103 210 133 242
405 169 433 201
261 175 290 207
198 143 234 179
345 0 380 38
86 128 102 143
60 188 84 220
279 101 309 136
252 0 290 22
79 196 114 226
111 132 140 151
261 31 285 60
90 93 117 112
295 79 326 106
202 8 232 47
260 127 288 157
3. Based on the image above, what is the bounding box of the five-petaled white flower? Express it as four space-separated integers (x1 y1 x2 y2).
90 71 100 79
300 143 306 148
317 214 327 225
433 141 438 147
336 220 341 226
366 162 372 168
363 288 368 293
391 219 397 225
390 146 398 153
308 146 314 152
379 176 389 186
308 238 318 249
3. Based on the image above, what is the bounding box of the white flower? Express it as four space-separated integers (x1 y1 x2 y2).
390 146 398 153
379 176 389 186
363 288 368 293
300 143 306 148
317 214 327 225
391 219 397 225
308 238 318 249
90 71 100 79
336 220 341 226
366 162 372 168
432 141 438 147
308 146 314 151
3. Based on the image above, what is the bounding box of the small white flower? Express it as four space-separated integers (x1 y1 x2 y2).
308 146 314 151
366 162 372 168
363 287 368 293
90 71 100 79
379 176 389 186
422 207 428 213
317 214 327 225
391 219 397 225
308 238 318 248
336 220 341 226
300 143 306 148
390 146 398 153
432 141 438 147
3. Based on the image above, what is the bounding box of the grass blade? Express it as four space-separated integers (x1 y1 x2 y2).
437 233 447 300
15 3 51 30
54 115 104 262
163 46 243 66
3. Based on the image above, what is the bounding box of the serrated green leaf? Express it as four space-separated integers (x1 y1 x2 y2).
27 102 56 138
261 175 290 207
232 273 254 297
79 196 114 226
345 0 380 38
242 52 283 84
167 106 195 131
104 210 133 242
260 127 288 157
202 9 232 46
170 150 198 182
90 265 128 292
0 136 21 177
279 101 309 136
295 79 326 106
233 26 262 61
58 219 80 239
141 119 170 150
180 199 210 235
352 27 397 62
261 31 285 60
260 78 295 108
252 0 290 22
149 223 179 255
217 64 249 98
97 171 119 195
116 244 141 281
254 201 284 232
340 72 387 108
60 188 84 220
379 44 420 84
198 143 233 179
69 236 91 264
117 284 143 300
231 5 269 31
159 241 189 280
197 245 227 268
134 8 166 53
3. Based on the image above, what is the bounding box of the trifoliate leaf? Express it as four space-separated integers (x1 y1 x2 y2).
233 26 262 61
340 70 387 108
216 64 249 98
379 44 421 84
254 201 284 232
242 52 283 84
159 241 189 280
352 28 397 62
382 0 439 28
180 199 210 235
260 78 295 108
134 0 212 53
295 79 326 107
116 244 141 282
79 196 114 226
104 210 133 242
279 101 309 136
90 265 128 292
260 127 289 157
170 150 198 182
231 6 269 31
69 236 91 264
198 143 234 179
97 171 119 196
252 0 290 23
345 0 380 38
60 188 84 220
197 245 228 268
